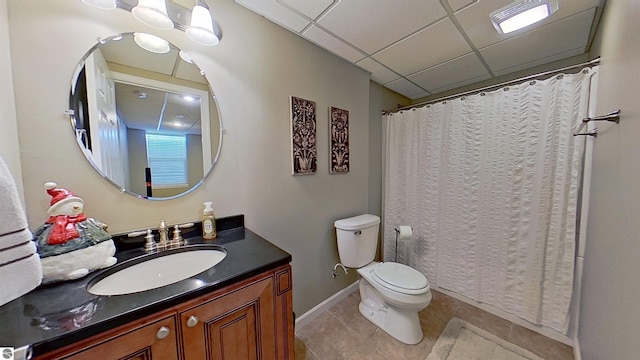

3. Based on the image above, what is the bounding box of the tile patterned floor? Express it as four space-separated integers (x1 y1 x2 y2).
295 290 573 360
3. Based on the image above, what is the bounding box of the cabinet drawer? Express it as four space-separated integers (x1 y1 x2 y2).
39 315 178 360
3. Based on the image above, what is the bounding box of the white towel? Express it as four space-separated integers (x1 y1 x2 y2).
0 238 36 265
0 253 43 306
0 157 28 236
0 155 42 306
0 228 33 251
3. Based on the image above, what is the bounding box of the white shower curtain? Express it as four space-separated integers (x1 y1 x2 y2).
383 67 596 333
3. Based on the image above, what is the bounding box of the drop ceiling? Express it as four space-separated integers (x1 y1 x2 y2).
234 0 605 99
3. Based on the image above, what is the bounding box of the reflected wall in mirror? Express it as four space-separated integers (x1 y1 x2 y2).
70 33 222 200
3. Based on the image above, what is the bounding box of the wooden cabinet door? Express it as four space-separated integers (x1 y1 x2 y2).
38 315 178 360
180 277 275 360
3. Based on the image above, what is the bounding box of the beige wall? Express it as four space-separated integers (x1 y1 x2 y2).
0 0 23 198
7 0 373 314
578 1 640 359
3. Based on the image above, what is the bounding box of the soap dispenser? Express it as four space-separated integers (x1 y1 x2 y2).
202 201 216 239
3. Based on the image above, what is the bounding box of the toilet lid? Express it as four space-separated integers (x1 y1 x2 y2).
372 262 429 292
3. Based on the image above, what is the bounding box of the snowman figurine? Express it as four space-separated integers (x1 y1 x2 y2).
32 182 117 284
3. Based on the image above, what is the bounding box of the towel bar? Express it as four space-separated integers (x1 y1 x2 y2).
574 109 621 137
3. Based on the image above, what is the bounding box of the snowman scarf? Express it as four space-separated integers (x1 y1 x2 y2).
46 214 88 245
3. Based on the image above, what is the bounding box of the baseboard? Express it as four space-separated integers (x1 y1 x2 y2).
433 286 573 346
573 336 582 360
295 281 359 330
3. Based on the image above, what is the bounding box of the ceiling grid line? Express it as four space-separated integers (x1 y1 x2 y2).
440 0 496 78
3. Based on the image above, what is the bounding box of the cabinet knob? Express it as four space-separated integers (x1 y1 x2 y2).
186 315 199 328
155 326 170 340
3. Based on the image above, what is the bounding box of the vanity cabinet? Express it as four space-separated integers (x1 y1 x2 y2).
37 265 293 360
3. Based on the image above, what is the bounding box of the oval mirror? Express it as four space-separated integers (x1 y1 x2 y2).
69 32 222 200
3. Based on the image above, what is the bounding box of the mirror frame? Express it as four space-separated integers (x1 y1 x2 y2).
68 33 223 200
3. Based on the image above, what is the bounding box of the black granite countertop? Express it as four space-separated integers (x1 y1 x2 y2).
0 215 291 357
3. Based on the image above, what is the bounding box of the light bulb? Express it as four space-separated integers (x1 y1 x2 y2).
133 33 170 54
132 0 174 30
186 3 219 46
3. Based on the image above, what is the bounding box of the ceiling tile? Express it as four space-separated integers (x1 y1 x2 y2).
447 0 476 12
384 78 428 99
280 0 335 20
408 52 490 92
455 0 601 50
411 90 431 100
373 18 472 76
492 48 586 77
234 0 310 32
302 25 366 63
356 57 401 84
317 0 446 54
480 8 596 73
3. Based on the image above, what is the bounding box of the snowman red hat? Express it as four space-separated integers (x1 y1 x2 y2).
45 182 84 215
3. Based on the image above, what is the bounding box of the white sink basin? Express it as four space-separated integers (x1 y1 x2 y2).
87 245 226 296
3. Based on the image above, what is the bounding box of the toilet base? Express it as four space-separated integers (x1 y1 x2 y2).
358 279 425 345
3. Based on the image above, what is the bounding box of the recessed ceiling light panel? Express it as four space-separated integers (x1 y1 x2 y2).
490 0 559 34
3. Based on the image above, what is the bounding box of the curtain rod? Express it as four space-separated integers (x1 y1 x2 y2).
383 57 600 115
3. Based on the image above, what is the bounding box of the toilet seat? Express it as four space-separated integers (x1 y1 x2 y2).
372 262 429 295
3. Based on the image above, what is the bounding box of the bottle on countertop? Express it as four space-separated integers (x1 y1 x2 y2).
202 201 217 239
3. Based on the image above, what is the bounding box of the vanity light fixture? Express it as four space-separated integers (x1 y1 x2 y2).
186 0 219 46
133 32 170 54
80 0 222 47
131 0 174 30
81 0 116 10
490 0 559 34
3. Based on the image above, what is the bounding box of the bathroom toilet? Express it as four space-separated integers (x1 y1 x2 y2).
334 214 431 345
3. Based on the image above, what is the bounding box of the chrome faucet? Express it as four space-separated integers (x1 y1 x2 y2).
158 219 169 249
130 221 194 253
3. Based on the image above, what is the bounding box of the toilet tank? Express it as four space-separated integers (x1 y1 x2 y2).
334 214 380 268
